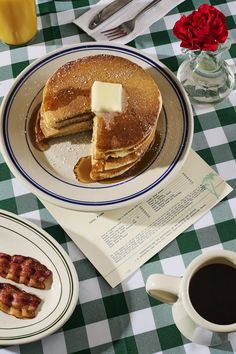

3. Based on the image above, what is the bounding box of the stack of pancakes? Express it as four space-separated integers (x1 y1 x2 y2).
35 55 162 182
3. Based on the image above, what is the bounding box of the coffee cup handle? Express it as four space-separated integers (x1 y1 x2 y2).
146 274 181 304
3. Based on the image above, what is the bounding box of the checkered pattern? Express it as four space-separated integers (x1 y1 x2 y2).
0 0 236 353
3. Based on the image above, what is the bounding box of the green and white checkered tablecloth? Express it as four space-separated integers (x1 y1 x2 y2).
0 0 236 353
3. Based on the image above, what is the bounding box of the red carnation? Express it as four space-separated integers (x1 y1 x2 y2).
173 4 228 51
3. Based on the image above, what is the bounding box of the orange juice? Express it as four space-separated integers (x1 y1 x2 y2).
0 0 37 45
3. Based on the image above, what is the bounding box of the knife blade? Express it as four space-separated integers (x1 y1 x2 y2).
88 0 133 30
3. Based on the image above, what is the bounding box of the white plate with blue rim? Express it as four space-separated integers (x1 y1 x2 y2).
0 209 79 345
0 42 193 211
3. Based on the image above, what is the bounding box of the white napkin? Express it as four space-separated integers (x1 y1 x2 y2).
73 0 185 44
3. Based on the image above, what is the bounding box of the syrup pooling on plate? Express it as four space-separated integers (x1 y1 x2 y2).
28 103 48 151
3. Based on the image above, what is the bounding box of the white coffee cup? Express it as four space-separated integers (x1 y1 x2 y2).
146 250 236 346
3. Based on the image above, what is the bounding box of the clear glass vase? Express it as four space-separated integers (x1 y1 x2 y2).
177 40 235 104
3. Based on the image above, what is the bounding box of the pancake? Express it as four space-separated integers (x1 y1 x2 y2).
35 109 93 143
88 124 157 181
35 54 162 181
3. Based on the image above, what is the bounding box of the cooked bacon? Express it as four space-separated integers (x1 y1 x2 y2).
0 283 41 319
0 253 52 289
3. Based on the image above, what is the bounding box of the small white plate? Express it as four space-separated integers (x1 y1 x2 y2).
0 209 79 345
0 42 193 211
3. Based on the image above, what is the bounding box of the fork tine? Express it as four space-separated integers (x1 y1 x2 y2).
105 29 121 37
105 30 124 38
101 26 121 34
101 26 127 39
108 33 127 40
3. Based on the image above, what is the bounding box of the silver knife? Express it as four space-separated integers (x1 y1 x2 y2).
88 0 133 30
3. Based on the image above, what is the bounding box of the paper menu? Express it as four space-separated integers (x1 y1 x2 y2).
42 150 233 287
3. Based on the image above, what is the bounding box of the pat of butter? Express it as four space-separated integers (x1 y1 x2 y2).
91 81 123 113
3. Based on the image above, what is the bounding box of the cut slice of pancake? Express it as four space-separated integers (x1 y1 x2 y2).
35 54 162 181
88 121 157 181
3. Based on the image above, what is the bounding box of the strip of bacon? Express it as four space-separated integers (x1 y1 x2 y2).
0 283 41 319
0 253 52 289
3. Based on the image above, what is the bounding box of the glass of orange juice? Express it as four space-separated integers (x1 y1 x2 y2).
0 0 37 45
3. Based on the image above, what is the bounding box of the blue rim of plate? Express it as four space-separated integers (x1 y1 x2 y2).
0 210 78 343
1 43 191 207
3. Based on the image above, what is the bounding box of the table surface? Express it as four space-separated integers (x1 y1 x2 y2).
0 0 236 353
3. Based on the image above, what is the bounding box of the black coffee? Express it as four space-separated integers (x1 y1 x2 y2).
189 263 236 325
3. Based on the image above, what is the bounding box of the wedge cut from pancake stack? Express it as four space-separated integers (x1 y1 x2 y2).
35 54 162 182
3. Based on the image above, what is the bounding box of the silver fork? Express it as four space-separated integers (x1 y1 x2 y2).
101 0 162 40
